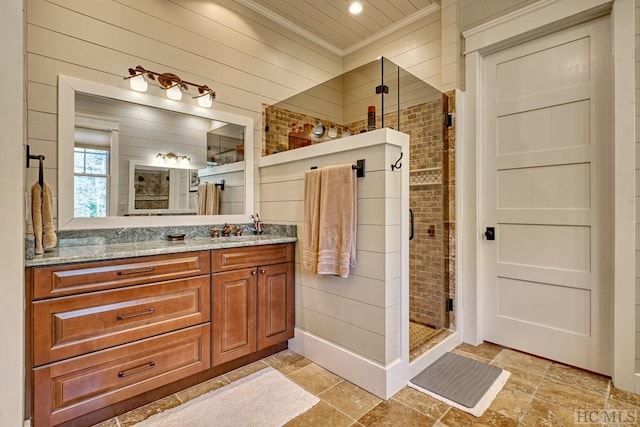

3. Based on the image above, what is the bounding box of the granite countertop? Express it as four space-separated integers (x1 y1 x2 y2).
25 235 297 267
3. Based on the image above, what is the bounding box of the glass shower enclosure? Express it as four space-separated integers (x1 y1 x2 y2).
263 57 456 358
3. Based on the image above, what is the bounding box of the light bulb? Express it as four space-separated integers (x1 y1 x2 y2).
166 85 182 101
197 94 213 108
349 1 363 14
129 74 147 92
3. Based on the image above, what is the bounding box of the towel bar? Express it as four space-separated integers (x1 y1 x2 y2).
310 159 365 178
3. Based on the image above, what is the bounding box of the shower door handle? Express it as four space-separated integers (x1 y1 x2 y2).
409 208 415 241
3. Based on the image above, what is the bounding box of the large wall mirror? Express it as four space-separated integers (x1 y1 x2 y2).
58 75 254 230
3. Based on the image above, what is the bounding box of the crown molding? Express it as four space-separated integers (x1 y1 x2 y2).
237 0 440 58
236 0 344 56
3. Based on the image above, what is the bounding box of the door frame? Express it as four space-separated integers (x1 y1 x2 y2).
460 0 636 391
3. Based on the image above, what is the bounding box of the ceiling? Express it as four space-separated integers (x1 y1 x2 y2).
236 0 441 56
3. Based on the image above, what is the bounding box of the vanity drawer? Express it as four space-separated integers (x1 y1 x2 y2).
32 275 210 366
213 243 294 272
31 250 211 299
33 324 210 427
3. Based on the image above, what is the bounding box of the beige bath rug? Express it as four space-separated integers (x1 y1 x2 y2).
135 367 319 426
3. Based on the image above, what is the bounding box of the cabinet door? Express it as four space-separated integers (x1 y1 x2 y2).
212 268 257 365
257 262 295 350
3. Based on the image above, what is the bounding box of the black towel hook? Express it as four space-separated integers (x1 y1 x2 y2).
38 158 44 188
26 144 45 187
391 152 403 171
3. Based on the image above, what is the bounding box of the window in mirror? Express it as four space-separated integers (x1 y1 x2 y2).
74 126 112 217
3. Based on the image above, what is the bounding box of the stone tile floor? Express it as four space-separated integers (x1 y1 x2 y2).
97 342 640 426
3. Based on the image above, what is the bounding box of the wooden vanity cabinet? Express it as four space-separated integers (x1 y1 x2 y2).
212 243 295 366
27 243 295 427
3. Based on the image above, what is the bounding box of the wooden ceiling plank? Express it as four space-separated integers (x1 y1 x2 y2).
368 0 406 22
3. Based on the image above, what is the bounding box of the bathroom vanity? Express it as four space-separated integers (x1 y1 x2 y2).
25 237 295 427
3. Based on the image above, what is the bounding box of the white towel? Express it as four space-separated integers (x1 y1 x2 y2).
303 165 357 278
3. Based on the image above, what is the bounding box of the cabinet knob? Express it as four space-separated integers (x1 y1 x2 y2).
251 270 257 275
260 269 266 274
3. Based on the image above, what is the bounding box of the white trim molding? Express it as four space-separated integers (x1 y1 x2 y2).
462 0 636 391
611 0 636 393
463 0 612 54
237 0 439 57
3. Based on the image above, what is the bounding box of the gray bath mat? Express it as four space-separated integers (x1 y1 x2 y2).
408 352 510 417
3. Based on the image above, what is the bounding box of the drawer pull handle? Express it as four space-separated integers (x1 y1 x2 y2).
260 269 266 274
118 361 155 378
117 307 155 320
117 267 155 276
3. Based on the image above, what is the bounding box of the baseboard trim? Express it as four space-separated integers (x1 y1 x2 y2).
408 330 462 378
289 328 407 399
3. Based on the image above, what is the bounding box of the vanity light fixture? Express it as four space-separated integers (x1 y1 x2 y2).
156 152 191 164
125 65 216 107
129 74 148 92
349 1 363 14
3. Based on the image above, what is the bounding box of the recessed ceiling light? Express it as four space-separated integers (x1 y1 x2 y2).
349 1 363 15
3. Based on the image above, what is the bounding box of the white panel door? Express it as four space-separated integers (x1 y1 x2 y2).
482 16 612 374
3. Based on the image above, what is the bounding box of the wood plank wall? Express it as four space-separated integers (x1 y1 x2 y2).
344 11 442 90
461 0 539 30
259 141 403 365
25 0 342 229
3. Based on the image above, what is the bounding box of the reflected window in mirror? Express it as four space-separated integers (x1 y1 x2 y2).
74 146 109 217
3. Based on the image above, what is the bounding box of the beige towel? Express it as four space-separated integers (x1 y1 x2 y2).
205 183 220 215
197 183 220 215
31 182 57 254
197 183 208 215
302 169 322 274
303 165 357 278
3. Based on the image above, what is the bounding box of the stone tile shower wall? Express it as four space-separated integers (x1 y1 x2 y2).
263 96 456 330
263 106 348 156
133 169 170 210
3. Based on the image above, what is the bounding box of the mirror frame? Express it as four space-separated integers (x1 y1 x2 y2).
58 75 254 229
